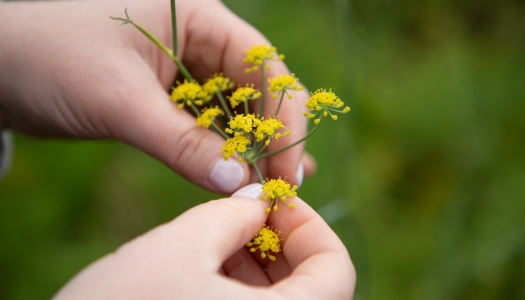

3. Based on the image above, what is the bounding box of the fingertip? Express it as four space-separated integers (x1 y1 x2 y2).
208 158 251 194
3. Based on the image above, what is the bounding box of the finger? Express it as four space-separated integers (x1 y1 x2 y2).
265 197 356 299
104 61 250 195
222 247 271 286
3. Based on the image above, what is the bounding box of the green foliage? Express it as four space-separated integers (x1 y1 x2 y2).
1 0 525 299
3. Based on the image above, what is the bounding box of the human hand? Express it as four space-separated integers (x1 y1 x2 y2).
54 184 356 299
0 0 315 193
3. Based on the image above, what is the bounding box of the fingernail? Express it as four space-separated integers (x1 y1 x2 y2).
232 183 263 200
296 162 304 187
209 159 245 194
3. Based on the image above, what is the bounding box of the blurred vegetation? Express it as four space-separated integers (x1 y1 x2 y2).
1 0 525 299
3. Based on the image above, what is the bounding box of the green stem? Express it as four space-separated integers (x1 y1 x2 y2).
170 0 178 57
255 122 320 160
189 102 201 116
244 100 249 115
211 122 229 140
216 91 232 118
259 62 266 116
274 91 285 117
255 140 269 156
251 162 265 184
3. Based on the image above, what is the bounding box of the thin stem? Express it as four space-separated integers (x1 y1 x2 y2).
251 162 265 184
274 91 285 117
211 122 230 140
216 91 232 118
259 62 266 116
255 122 320 160
170 0 178 57
189 102 201 116
244 100 249 115
255 140 269 156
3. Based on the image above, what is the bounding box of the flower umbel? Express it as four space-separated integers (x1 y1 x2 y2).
254 117 290 145
222 135 251 161
225 113 261 134
202 74 234 99
268 74 303 99
261 178 298 213
304 89 350 124
196 107 224 128
170 80 205 108
228 85 262 108
243 45 284 73
247 225 282 261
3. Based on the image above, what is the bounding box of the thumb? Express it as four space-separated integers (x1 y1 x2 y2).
110 76 250 194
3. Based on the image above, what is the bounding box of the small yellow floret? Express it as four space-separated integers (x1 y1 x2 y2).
228 114 261 133
228 85 262 108
243 45 283 73
305 89 350 122
170 80 205 108
196 107 224 128
222 135 251 161
202 74 234 98
247 225 282 261
253 117 286 142
261 178 298 213
268 74 303 99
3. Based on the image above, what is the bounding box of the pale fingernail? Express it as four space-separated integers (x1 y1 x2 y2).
208 159 245 194
296 162 304 187
232 183 263 200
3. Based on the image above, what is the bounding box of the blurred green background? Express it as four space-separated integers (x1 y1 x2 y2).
1 0 525 299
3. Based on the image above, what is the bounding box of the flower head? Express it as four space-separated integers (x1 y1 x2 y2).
222 135 251 162
170 80 205 108
254 117 290 145
202 74 234 99
304 89 350 123
261 178 298 213
247 225 282 261
243 45 284 73
228 85 262 108
196 107 224 128
225 114 261 134
268 74 303 99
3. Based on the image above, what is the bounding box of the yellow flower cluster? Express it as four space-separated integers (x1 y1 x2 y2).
304 89 351 124
202 74 234 96
226 114 261 134
170 80 205 108
243 45 284 73
254 118 290 145
222 135 251 162
228 86 262 108
196 107 224 128
247 225 281 261
261 178 298 213
268 74 303 99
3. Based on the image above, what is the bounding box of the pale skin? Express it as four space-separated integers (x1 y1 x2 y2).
0 0 354 298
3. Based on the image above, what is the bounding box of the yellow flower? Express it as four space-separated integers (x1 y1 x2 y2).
226 114 261 134
222 135 251 161
304 89 350 123
261 178 298 213
243 45 284 73
170 80 205 108
202 74 234 99
196 107 224 128
268 74 303 99
247 225 281 261
228 85 262 108
254 117 290 144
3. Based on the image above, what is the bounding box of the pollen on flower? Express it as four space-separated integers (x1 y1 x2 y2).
261 178 298 213
228 85 262 108
268 74 303 99
304 89 350 122
202 74 234 98
196 106 224 128
243 45 283 73
170 80 205 108
222 135 251 161
247 225 282 261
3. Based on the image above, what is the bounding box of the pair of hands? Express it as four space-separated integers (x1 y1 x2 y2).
0 0 355 298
